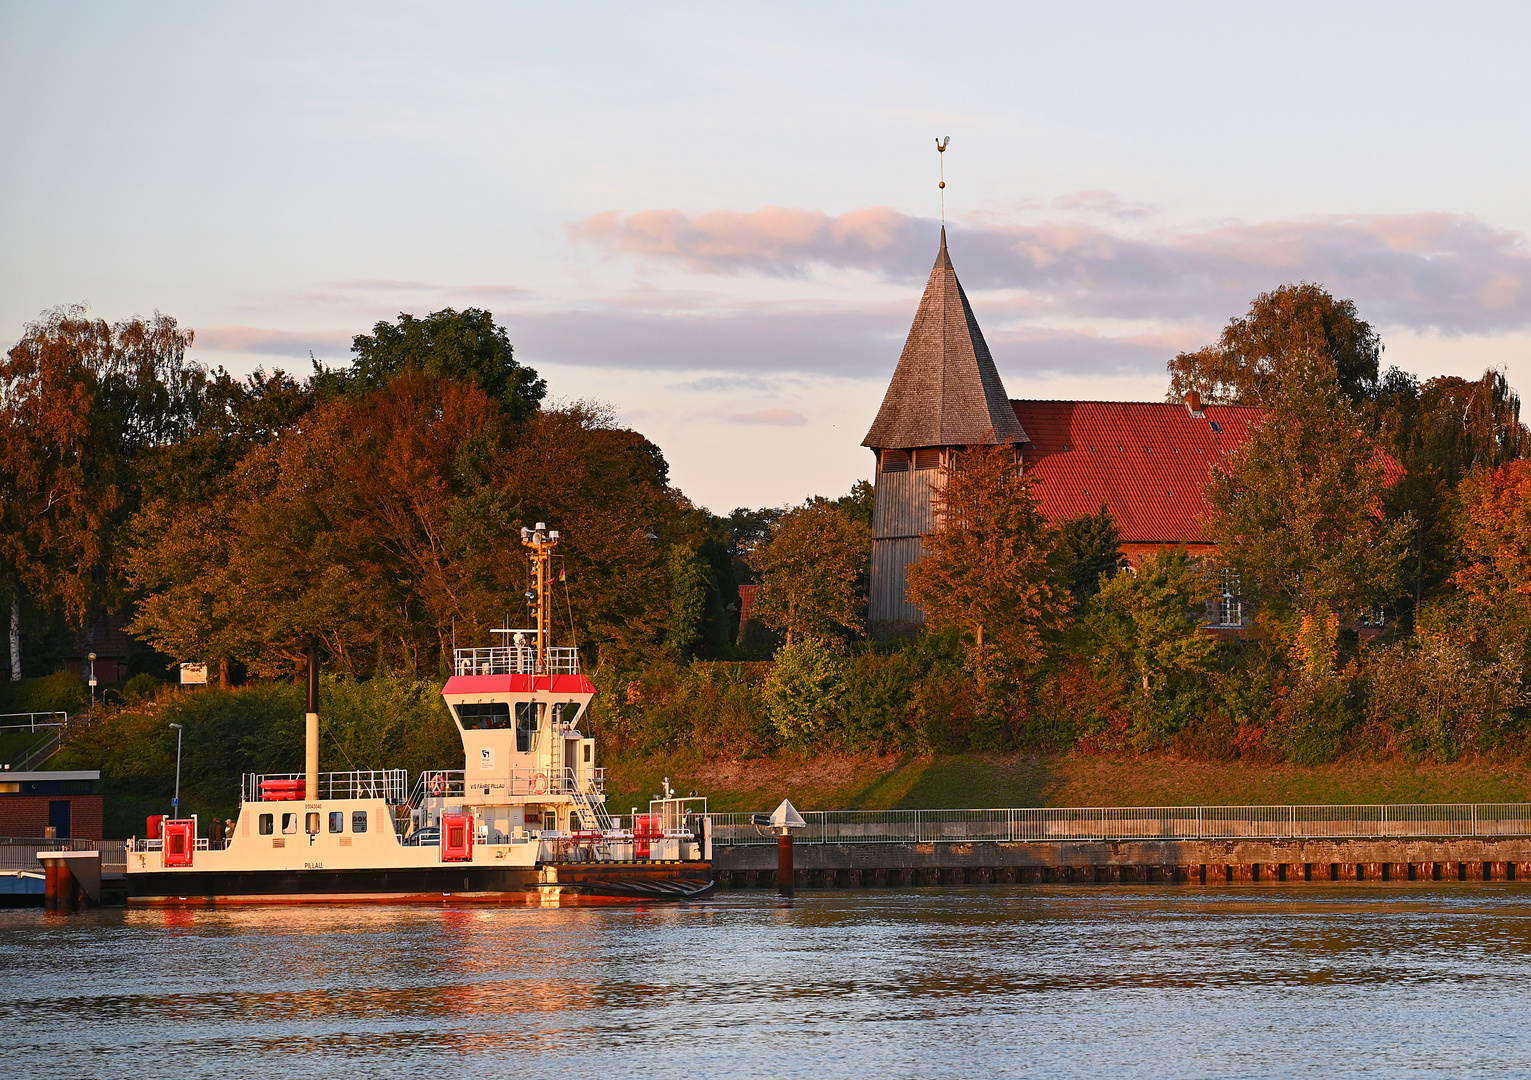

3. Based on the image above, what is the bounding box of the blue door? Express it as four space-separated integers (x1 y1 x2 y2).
48 800 70 839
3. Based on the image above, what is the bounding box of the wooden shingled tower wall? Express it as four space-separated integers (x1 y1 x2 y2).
862 228 1026 627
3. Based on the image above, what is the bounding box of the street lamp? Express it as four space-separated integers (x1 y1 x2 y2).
169 723 183 820
87 652 97 702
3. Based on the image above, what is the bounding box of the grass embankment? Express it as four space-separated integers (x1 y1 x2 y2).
604 753 1531 813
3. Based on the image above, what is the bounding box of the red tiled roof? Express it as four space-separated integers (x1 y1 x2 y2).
1011 400 1266 545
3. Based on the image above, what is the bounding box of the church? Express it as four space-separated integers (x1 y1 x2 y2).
862 228 1262 630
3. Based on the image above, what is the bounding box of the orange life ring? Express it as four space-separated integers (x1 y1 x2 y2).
532 772 547 795
429 773 445 796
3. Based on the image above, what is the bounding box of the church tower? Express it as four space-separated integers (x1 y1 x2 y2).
862 228 1027 627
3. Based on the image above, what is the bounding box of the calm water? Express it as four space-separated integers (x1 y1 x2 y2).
4 888 1531 1079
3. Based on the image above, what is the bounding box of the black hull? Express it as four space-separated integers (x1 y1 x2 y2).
126 861 713 904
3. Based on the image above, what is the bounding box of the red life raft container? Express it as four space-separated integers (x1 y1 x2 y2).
634 814 662 859
259 778 305 801
441 813 474 862
145 814 165 840
163 819 196 867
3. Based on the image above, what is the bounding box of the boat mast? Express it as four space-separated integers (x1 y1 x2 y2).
520 523 558 672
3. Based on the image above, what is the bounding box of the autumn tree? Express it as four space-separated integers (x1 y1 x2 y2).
1167 284 1381 407
1206 359 1411 674
749 501 869 647
1369 367 1531 612
128 371 518 678
905 444 1066 667
0 307 205 677
1448 460 1531 656
325 307 546 422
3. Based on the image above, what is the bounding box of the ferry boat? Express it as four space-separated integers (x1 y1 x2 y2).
124 525 713 904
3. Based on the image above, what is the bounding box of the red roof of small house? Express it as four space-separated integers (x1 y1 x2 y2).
1011 399 1266 545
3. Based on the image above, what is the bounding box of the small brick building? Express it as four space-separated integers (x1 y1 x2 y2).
0 771 103 840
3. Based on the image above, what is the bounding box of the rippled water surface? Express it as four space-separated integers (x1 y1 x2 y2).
4 888 1531 1078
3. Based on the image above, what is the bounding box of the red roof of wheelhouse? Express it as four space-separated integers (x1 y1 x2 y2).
1010 399 1266 545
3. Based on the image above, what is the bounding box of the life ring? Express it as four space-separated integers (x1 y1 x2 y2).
531 772 547 795
429 773 445 796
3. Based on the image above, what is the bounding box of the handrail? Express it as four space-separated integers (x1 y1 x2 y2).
706 803 1531 846
242 769 409 804
1 713 69 771
452 646 581 676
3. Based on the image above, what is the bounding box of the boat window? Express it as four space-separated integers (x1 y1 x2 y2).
306 812 321 835
352 811 368 833
282 813 298 835
552 700 582 727
455 701 512 730
329 811 345 834
259 814 274 835
515 701 541 752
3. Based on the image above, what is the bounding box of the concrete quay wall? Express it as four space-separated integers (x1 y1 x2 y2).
713 839 1531 888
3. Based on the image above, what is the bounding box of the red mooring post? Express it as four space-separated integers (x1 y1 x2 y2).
777 831 794 897
45 859 78 911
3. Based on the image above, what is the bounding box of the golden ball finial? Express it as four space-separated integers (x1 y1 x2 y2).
939 181 945 189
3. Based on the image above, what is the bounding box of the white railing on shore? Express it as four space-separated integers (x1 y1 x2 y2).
0 712 69 771
452 646 581 676
707 804 1531 846
241 769 409 804
0 838 126 871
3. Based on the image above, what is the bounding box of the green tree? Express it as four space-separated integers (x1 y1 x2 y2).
1058 505 1125 608
1167 283 1381 407
1206 359 1411 674
327 308 546 421
665 544 714 661
1086 548 1216 698
749 501 869 647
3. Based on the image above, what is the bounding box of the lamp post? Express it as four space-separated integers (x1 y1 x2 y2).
169 723 183 819
87 651 97 702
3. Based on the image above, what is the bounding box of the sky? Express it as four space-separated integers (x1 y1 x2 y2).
3 2 1530 513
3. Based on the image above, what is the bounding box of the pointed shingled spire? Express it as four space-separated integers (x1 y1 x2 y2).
862 227 1027 450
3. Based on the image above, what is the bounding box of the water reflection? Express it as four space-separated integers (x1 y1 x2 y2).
3 889 1531 1078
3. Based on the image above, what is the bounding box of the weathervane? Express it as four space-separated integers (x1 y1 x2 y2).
936 136 949 224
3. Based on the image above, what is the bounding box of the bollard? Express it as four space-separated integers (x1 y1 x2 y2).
777 833 794 898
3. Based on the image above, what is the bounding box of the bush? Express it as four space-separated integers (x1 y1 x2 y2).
762 639 847 750
1364 638 1529 762
122 673 162 704
0 671 89 715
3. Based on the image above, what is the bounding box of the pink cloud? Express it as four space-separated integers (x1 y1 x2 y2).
194 326 355 358
570 206 1531 333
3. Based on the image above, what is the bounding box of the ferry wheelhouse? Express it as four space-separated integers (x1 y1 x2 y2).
124 525 712 904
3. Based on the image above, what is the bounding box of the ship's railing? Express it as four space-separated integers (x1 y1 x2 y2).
410 766 606 807
706 803 1531 846
452 646 581 676
241 769 409 804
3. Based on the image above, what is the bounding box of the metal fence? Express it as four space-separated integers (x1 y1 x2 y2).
707 805 1531 846
0 838 127 871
